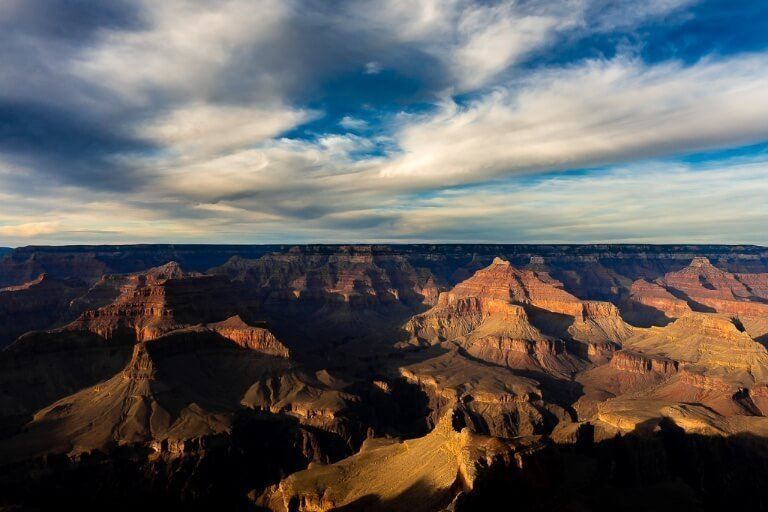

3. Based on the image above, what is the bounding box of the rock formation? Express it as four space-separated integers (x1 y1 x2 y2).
405 258 632 372
208 315 290 357
624 312 768 384
211 247 440 307
578 312 768 436
67 263 241 342
3 246 768 510
396 347 570 438
655 257 768 340
257 411 536 512
623 278 691 326
0 274 87 346
0 326 350 465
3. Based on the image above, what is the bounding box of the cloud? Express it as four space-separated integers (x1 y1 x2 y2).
0 0 144 42
2 0 768 246
140 102 316 159
386 158 768 243
0 222 60 238
9 50 768 244
137 50 768 221
4 154 768 245
364 62 383 75
69 0 293 105
339 116 369 130
343 0 695 90
0 101 154 190
381 54 768 186
450 7 563 89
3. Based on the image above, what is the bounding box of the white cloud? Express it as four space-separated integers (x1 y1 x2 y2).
71 0 292 106
388 159 768 243
0 222 60 238
345 0 695 90
18 51 766 245
141 102 316 159
339 116 368 130
3 151 768 245
381 54 768 186
364 61 382 75
451 7 563 90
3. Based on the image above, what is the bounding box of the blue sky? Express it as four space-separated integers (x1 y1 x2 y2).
1 0 767 245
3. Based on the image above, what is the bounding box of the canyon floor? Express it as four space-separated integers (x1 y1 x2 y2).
2 244 768 510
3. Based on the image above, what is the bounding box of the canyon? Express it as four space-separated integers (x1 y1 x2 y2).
1 244 768 510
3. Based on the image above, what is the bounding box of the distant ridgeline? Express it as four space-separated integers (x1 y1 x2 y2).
1 243 767 289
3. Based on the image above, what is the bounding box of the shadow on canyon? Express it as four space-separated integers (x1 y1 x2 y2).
285 419 768 512
0 372 436 512
455 419 768 512
4 411 768 511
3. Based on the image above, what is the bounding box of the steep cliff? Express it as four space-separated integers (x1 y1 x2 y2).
656 257 768 340
0 274 87 346
67 264 242 342
395 348 571 438
0 327 351 465
257 411 536 512
211 247 440 307
405 258 631 375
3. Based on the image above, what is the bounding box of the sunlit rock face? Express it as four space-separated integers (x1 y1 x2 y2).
256 411 535 512
208 315 290 357
650 257 768 340
67 263 243 343
624 278 692 325
405 257 632 373
3 245 768 510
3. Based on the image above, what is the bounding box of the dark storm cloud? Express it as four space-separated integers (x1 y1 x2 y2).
0 102 149 159
0 0 145 42
0 101 155 190
0 2 121 103
0 0 146 103
206 1 446 108
0 0 155 191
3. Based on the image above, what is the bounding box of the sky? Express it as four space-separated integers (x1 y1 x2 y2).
1 0 768 246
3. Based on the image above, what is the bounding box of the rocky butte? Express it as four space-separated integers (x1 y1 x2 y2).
2 245 768 510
